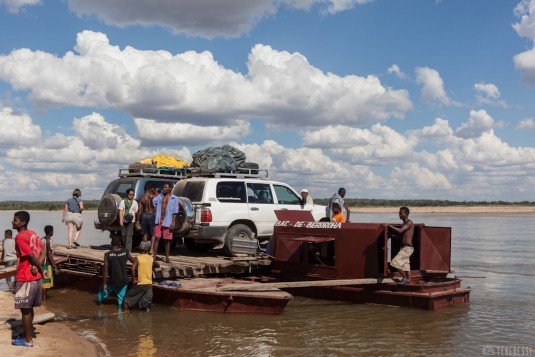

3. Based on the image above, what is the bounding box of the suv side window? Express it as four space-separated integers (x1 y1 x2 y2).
174 181 205 202
216 182 246 203
246 183 273 204
273 184 301 205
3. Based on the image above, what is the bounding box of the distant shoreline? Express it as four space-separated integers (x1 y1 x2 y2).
349 205 535 213
1 206 534 214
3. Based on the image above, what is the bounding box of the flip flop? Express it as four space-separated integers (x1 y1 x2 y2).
12 337 33 347
74 242 80 247
158 281 182 287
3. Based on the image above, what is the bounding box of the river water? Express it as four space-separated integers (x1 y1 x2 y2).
1 211 534 357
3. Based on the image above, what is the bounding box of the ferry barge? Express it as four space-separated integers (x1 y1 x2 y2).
262 210 470 310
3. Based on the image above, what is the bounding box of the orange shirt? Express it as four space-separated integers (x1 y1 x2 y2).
332 212 345 223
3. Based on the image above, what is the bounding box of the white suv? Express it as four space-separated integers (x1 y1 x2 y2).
172 173 326 255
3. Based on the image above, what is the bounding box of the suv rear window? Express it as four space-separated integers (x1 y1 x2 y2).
103 180 135 199
217 182 246 203
173 181 205 202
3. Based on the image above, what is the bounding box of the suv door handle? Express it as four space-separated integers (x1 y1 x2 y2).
250 207 259 211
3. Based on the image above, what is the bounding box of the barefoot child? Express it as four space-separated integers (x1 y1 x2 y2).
41 225 60 300
12 211 46 348
1 229 17 290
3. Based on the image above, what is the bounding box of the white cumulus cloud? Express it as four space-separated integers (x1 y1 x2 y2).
0 0 41 13
0 107 41 146
388 64 407 79
515 117 535 129
513 0 535 85
134 118 252 146
303 124 418 165
474 82 507 107
415 67 454 106
66 0 373 39
455 109 494 139
0 31 412 130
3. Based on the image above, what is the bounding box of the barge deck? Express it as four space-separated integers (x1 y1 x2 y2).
52 244 291 314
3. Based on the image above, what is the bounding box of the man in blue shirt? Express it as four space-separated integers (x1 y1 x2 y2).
152 182 179 263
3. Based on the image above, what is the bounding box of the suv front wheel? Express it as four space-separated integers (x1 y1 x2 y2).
224 224 256 256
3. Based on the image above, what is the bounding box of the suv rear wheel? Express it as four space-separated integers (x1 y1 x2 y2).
224 224 256 256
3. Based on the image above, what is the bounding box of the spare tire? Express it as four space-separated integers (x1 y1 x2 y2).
238 162 259 174
98 194 121 226
173 197 194 236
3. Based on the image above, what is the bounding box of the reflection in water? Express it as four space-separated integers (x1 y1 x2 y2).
137 334 157 357
1 212 534 356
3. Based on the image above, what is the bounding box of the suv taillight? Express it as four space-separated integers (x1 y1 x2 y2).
200 207 212 223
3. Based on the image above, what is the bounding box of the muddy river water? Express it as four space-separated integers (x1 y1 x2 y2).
1 211 533 356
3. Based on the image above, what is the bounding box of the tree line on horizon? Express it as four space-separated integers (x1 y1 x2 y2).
314 198 535 207
0 198 533 211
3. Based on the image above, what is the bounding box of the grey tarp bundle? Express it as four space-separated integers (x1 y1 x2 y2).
191 145 246 173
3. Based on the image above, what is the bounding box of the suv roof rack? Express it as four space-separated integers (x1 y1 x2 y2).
118 167 269 179
118 168 189 179
190 168 269 179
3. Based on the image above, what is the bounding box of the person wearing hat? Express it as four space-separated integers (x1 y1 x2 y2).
300 189 313 205
123 241 160 312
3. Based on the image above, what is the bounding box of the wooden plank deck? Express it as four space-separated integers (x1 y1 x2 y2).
53 244 272 279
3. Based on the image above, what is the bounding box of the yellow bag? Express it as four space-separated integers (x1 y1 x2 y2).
150 155 189 169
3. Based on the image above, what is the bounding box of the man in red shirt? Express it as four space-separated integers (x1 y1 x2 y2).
12 211 46 348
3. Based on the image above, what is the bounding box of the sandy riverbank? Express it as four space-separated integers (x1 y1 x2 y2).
349 205 535 213
0 291 99 356
4 205 535 214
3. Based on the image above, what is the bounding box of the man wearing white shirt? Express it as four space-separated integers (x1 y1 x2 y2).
119 189 139 252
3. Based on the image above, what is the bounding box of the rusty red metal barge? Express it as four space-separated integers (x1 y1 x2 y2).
259 210 470 310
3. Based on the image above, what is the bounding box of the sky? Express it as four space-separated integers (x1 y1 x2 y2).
0 0 534 202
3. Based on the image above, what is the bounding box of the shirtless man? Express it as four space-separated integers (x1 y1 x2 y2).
152 182 179 263
137 183 157 252
387 207 414 285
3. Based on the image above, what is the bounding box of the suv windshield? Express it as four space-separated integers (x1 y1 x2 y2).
273 184 301 205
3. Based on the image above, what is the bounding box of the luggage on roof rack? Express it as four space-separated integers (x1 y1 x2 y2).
118 166 268 179
128 155 189 174
191 145 246 173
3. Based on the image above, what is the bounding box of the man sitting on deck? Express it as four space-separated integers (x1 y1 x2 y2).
387 206 414 285
123 241 159 312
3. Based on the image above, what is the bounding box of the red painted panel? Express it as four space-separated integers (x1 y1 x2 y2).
419 226 451 271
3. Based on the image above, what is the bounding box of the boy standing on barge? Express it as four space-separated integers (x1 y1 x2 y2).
387 207 414 285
